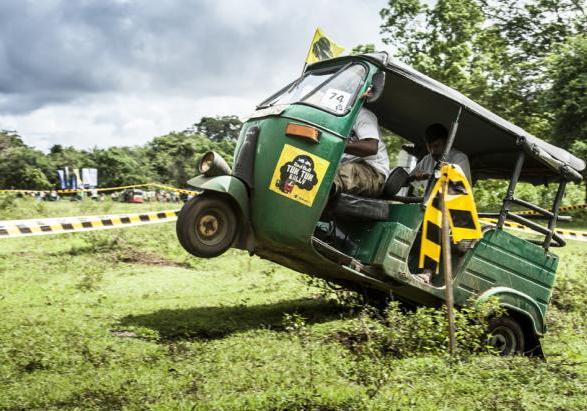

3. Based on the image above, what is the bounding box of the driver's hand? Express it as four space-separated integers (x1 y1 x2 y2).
413 171 431 181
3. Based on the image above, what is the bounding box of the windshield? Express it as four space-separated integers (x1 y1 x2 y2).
259 63 367 115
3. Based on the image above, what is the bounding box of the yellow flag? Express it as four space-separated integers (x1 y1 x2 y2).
419 164 482 273
305 27 345 64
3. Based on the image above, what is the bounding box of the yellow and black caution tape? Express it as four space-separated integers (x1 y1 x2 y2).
0 184 147 194
148 184 200 195
480 217 587 243
56 184 151 194
0 209 180 238
514 203 587 215
0 183 199 196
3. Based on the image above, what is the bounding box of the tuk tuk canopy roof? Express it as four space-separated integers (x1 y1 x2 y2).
309 52 586 184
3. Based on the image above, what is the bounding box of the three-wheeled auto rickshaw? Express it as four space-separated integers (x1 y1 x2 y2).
177 52 586 355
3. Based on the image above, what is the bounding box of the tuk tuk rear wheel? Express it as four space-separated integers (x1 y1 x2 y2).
176 195 238 258
487 316 525 356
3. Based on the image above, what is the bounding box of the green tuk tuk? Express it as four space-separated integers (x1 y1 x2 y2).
176 52 586 355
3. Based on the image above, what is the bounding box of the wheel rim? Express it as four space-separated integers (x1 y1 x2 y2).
194 208 228 246
488 326 517 354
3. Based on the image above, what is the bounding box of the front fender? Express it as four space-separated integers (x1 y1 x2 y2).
187 175 249 218
476 287 546 335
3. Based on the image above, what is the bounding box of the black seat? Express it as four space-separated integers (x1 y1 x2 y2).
330 167 410 221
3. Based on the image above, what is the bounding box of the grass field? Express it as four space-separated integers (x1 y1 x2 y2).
1 198 586 410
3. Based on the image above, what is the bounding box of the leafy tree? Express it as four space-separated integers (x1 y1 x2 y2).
186 115 242 141
0 130 26 152
379 0 586 139
145 132 236 187
570 140 587 201
544 35 587 148
46 145 94 185
89 146 155 188
351 44 376 55
0 131 52 189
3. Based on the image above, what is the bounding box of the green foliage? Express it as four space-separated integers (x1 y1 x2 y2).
544 35 587 148
0 129 26 151
75 265 105 292
335 300 503 360
379 0 586 144
89 146 154 187
380 128 409 167
474 180 586 210
48 144 92 169
145 132 236 187
0 201 586 409
0 114 241 190
351 44 376 55
186 115 242 141
0 193 17 212
0 130 53 189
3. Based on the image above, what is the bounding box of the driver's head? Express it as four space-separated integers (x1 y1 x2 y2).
424 123 448 160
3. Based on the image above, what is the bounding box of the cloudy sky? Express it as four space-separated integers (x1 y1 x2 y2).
0 0 388 151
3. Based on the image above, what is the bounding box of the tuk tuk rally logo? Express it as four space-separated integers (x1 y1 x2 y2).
269 144 330 207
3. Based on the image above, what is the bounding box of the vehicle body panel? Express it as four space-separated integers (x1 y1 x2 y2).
187 174 249 218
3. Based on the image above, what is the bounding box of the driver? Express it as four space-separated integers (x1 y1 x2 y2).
410 123 471 186
331 92 390 198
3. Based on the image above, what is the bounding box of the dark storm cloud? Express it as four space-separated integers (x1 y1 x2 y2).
0 0 386 150
0 0 312 114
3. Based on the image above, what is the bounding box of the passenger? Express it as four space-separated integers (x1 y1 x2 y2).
410 124 472 285
410 123 471 186
331 91 390 198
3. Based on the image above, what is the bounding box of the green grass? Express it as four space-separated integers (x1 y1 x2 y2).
1 198 586 410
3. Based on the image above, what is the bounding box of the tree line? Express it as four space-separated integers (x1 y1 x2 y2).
0 116 241 190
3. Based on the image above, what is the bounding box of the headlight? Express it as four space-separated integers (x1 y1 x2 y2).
199 152 215 174
198 151 231 177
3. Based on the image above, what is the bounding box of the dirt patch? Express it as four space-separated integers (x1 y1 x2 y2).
114 249 184 267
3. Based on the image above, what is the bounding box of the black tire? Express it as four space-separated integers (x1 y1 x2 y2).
487 316 525 356
176 195 238 258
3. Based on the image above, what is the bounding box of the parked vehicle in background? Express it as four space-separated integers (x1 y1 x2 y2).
122 189 144 203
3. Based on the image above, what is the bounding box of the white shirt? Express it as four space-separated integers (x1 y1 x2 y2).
411 148 472 184
341 107 391 178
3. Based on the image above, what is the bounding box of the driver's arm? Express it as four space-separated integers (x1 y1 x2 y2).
409 157 432 181
346 108 380 157
344 138 378 157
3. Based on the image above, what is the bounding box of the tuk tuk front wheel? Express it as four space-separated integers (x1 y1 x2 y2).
176 195 238 258
486 316 525 356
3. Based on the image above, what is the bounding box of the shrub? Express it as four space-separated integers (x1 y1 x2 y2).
333 300 503 359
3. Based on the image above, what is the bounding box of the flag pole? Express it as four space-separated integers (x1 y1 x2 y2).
302 28 317 76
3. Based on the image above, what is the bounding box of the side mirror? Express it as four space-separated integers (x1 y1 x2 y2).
365 71 386 103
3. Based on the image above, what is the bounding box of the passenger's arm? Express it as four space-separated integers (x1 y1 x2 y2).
344 138 378 157
409 158 431 181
